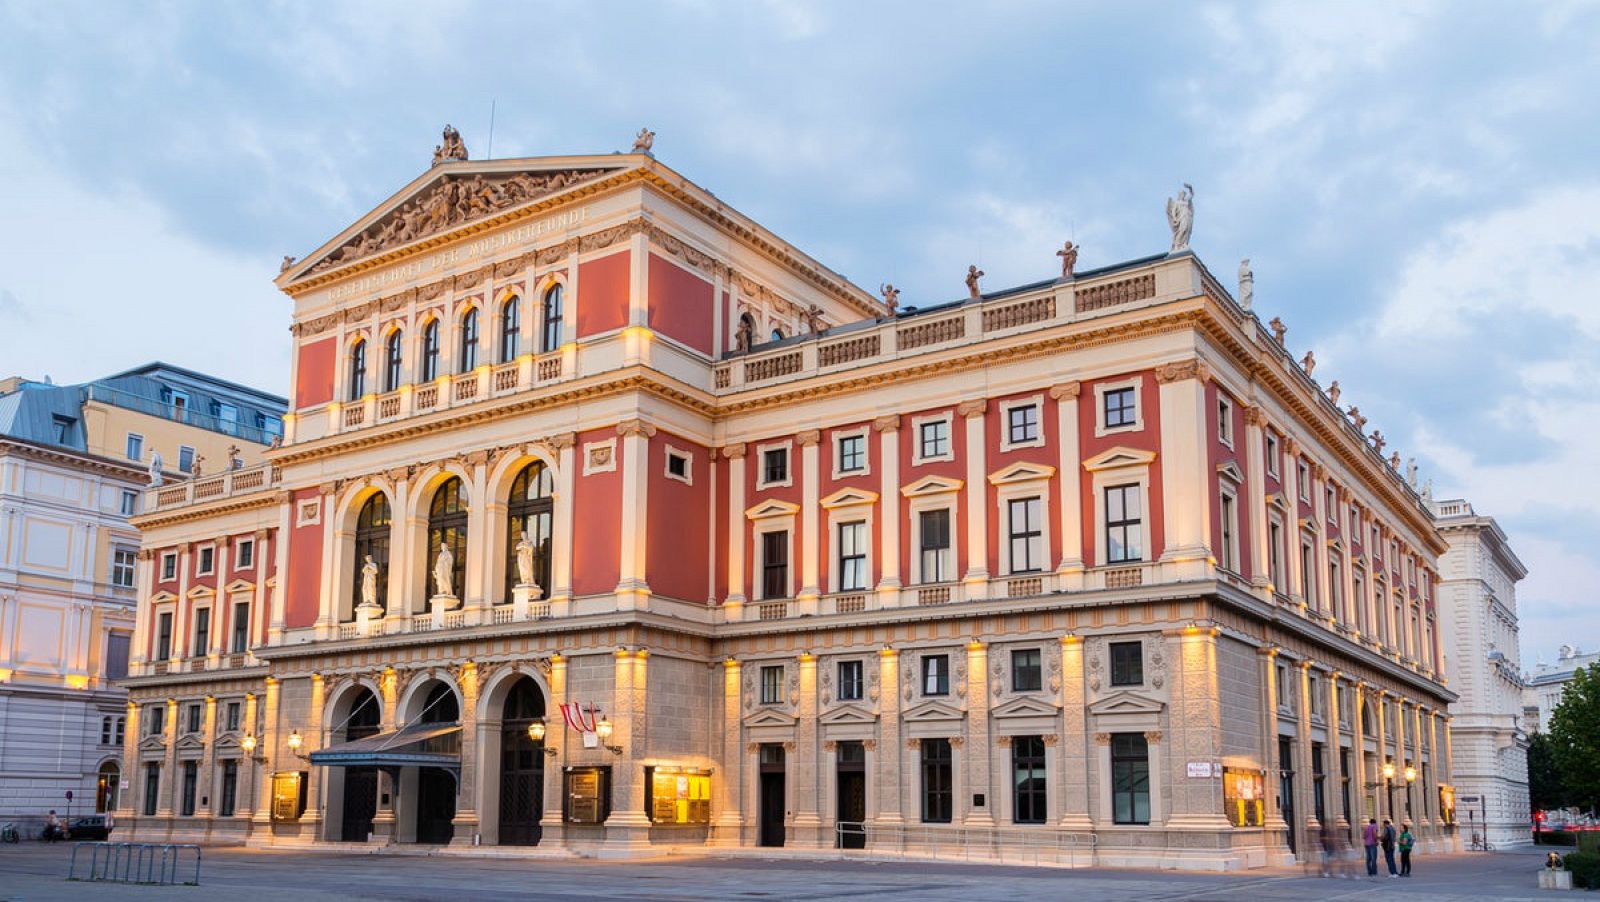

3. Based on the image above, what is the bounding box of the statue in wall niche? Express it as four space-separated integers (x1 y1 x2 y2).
1057 240 1079 279
432 124 468 166
632 127 656 154
433 542 455 597
515 530 536 588
1166 183 1194 252
360 555 381 610
879 283 900 313
148 451 164 487
965 264 985 299
1237 258 1254 310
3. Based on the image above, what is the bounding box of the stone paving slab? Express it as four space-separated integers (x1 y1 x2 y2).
0 841 1560 901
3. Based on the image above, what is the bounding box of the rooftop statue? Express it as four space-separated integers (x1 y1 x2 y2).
1301 351 1316 376
1328 380 1341 404
432 124 468 166
148 450 164 487
1268 316 1287 346
965 264 985 299
1166 183 1194 252
1237 258 1253 310
632 127 655 154
1057 241 1079 279
879 283 900 313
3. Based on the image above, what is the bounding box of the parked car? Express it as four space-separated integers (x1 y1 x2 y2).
67 815 112 841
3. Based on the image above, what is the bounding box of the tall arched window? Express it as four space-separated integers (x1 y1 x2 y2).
540 285 563 354
504 461 554 603
458 308 480 372
421 320 441 381
499 296 521 363
426 477 468 602
348 339 368 401
383 330 404 392
352 493 390 618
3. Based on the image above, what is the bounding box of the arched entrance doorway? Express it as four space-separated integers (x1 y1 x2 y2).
340 688 381 841
414 683 459 844
95 761 119 813
498 676 546 845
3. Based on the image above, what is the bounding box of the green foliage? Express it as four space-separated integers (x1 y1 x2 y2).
1565 851 1600 888
1529 731 1566 812
1549 663 1600 815
1543 831 1579 847
1580 832 1600 855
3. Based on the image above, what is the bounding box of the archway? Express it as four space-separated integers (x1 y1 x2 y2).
339 688 381 841
96 760 120 813
412 682 459 844
497 677 546 845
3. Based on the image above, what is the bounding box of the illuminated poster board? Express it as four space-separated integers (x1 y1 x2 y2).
1223 767 1265 827
1438 785 1456 826
564 766 611 825
271 771 305 822
648 768 712 825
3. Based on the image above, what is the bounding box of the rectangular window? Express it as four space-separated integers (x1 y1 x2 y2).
1354 571 1367 634
1328 559 1342 618
219 760 238 817
101 716 114 745
181 760 197 816
111 547 137 588
143 763 160 816
1217 397 1233 445
1111 733 1151 824
1110 641 1143 686
665 450 690 481
1012 735 1047 824
759 665 783 705
186 703 202 734
1007 497 1044 573
761 447 788 485
1219 492 1237 572
1007 404 1039 445
192 608 210 657
105 631 129 680
1325 486 1336 523
918 419 950 459
1011 648 1042 692
225 701 241 732
120 489 138 516
920 737 953 823
1297 461 1310 499
837 660 864 702
922 654 949 696
147 704 165 737
178 445 195 473
1276 663 1293 712
161 553 177 581
1104 386 1137 429
231 601 250 654
52 414 75 444
1105 485 1143 563
837 521 868 592
837 434 865 473
1311 742 1326 824
114 716 125 746
1265 435 1279 477
918 509 952 583
236 539 254 569
156 611 174 660
126 433 144 461
761 530 788 600
1268 520 1284 591
197 546 215 575
1300 538 1316 610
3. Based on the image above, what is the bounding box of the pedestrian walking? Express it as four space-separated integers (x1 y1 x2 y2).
1362 818 1379 877
1318 821 1336 877
1399 823 1415 877
1381 818 1399 878
1334 826 1358 878
42 810 63 842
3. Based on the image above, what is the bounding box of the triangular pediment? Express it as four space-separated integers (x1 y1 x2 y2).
149 591 177 605
223 579 255 595
742 707 798 728
1217 461 1245 483
819 704 878 725
820 487 879 509
992 696 1063 719
176 733 205 751
185 584 215 600
283 158 632 282
901 475 964 498
903 699 965 722
138 735 167 752
1087 690 1166 716
1083 446 1157 472
746 499 801 521
988 461 1057 485
213 732 241 750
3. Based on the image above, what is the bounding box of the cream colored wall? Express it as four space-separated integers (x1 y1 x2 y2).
83 402 272 475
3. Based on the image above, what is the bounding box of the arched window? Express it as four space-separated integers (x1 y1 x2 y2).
426 477 468 603
352 493 391 618
504 461 554 603
383 330 404 392
421 320 441 381
458 308 480 373
770 327 786 342
499 296 521 363
540 285 563 354
735 312 756 352
347 339 367 400
419 682 460 724
96 761 120 813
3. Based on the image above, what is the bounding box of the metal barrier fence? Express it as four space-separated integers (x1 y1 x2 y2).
835 822 1096 868
67 842 202 886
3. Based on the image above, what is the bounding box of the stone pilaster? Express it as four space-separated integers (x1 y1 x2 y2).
1295 661 1317 849
301 673 326 833
959 401 990 599
1166 628 1228 829
714 658 743 845
1244 407 1271 594
240 692 258 819
792 652 822 843
1258 647 1288 849
1057 634 1092 829
251 678 279 827
615 421 654 609
1155 362 1213 579
451 661 481 844
605 648 650 846
873 418 901 605
539 654 566 846
962 641 994 826
798 431 822 611
1051 384 1084 587
724 444 748 614
875 647 902 824
117 701 139 819
160 698 178 815
1327 673 1347 827
200 696 218 818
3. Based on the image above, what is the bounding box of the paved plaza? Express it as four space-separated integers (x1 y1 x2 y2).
0 842 1563 901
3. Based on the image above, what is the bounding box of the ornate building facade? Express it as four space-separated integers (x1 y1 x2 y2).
118 136 1457 869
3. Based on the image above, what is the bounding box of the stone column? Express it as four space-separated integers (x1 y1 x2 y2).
118 701 140 819
1057 634 1092 830
1167 628 1229 829
797 431 822 612
1295 661 1317 848
160 698 178 815
606 648 650 846
252 678 279 827
201 695 218 821
1155 362 1213 580
792 653 821 843
370 668 398 843
874 647 902 824
615 421 654 610
1258 647 1287 848
1281 441 1304 608
548 434 576 613
962 641 994 826
714 657 743 845
724 444 748 617
1051 384 1084 589
539 653 566 846
1327 673 1346 828
1243 408 1271 595
873 417 901 607
958 401 989 600
302 673 326 834
241 692 259 820
451 660 480 844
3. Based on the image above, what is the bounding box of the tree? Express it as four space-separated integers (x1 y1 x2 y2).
1549 662 1600 816
1528 731 1564 813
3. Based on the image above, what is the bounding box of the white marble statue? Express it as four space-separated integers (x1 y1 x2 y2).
1407 458 1419 488
360 554 380 610
148 451 164 487
1167 183 1194 252
515 529 536 588
433 543 455 597
1238 258 1254 310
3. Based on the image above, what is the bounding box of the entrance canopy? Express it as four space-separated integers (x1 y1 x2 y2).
309 723 462 773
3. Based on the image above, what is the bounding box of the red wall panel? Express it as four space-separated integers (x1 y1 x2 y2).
294 338 336 409
571 428 622 596
576 250 630 339
284 489 324 629
645 431 710 602
647 253 714 356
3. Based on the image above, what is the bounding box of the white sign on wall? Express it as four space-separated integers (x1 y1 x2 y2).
1187 762 1215 778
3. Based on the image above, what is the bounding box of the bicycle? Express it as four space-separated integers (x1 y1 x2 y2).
1 823 19 843
1470 832 1494 852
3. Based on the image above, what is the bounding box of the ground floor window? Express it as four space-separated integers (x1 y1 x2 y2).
180 761 198 816
219 760 238 816
143 763 160 816
1111 733 1150 825
1012 735 1047 824
920 738 953 823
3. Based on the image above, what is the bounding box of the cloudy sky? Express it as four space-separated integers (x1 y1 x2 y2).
1 1 1595 663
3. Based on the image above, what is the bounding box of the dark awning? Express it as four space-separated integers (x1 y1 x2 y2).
309 722 461 770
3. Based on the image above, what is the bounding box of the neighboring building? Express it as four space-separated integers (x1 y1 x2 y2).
0 364 284 832
1430 498 1529 846
1525 645 1600 734
118 135 1457 869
